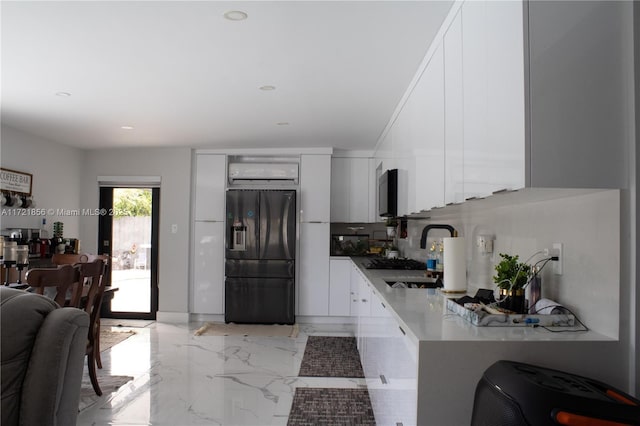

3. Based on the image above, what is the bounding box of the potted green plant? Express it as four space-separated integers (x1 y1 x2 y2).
386 244 399 259
493 253 531 313
385 217 398 238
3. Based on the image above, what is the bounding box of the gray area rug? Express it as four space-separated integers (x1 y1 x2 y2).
298 336 364 378
100 329 135 352
287 388 375 426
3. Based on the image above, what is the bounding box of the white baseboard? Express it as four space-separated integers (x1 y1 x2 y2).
156 311 190 323
190 314 225 323
296 316 356 325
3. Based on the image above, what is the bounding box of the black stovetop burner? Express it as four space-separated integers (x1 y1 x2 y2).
365 258 426 270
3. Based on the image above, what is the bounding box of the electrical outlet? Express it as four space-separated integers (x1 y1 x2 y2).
553 242 563 275
171 224 178 234
476 235 494 254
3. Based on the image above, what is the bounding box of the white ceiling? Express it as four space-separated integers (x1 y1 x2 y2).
1 1 453 151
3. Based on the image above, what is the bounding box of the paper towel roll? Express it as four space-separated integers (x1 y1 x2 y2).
443 237 466 292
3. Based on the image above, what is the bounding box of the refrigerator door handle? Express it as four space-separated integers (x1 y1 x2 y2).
260 193 270 259
282 193 293 260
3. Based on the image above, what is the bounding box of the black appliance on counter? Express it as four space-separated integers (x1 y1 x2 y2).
365 258 426 270
225 189 296 324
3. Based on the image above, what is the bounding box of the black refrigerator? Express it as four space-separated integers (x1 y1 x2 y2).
225 189 296 324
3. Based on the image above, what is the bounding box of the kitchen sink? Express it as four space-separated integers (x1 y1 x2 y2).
385 280 442 289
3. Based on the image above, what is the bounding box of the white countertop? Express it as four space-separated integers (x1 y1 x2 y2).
350 257 614 344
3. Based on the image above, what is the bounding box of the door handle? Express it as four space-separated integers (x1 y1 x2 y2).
283 193 293 259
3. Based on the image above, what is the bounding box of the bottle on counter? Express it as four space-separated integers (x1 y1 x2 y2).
529 266 541 313
40 239 50 258
427 241 437 270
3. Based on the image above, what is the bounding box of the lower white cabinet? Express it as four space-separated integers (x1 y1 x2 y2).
329 258 352 316
350 264 360 319
192 221 225 314
353 260 418 426
299 222 330 316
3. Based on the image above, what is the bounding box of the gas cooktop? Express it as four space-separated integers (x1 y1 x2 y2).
365 258 427 270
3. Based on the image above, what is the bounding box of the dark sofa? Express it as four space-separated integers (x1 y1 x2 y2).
1 287 89 426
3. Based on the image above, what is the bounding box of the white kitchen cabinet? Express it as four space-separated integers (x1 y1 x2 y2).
193 154 226 221
350 263 360 319
391 105 413 217
357 275 372 357
298 222 330 316
192 221 225 314
462 0 525 199
329 258 351 316
300 154 331 223
192 153 226 314
330 157 370 223
351 265 370 351
352 260 418 426
413 44 445 211
444 9 464 205
375 0 627 210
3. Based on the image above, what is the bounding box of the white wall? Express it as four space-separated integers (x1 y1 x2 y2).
80 147 192 316
0 125 83 237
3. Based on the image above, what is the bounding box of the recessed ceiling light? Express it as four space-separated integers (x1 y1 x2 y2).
276 122 290 126
55 92 71 97
259 85 276 91
121 125 134 130
224 10 248 21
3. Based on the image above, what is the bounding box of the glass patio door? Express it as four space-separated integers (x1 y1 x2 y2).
98 186 159 319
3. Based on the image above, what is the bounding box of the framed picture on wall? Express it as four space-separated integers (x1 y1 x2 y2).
0 168 33 195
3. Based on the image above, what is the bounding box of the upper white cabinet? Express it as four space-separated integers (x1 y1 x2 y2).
300 154 331 223
462 0 525 199
443 8 464 205
413 44 445 211
193 154 226 221
375 0 630 209
330 157 371 223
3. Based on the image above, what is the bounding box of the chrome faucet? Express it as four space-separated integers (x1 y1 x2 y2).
419 224 456 249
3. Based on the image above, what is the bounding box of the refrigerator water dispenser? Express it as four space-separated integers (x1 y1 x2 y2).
231 221 246 251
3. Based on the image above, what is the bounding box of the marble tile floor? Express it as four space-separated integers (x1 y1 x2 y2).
77 322 363 426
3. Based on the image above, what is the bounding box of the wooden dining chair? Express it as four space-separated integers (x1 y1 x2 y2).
53 253 110 286
84 254 110 368
24 265 81 307
76 259 107 396
50 252 112 370
51 253 89 266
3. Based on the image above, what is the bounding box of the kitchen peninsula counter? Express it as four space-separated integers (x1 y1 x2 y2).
348 256 625 426
351 256 613 343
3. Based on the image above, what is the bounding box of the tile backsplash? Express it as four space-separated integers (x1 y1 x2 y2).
397 189 620 338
